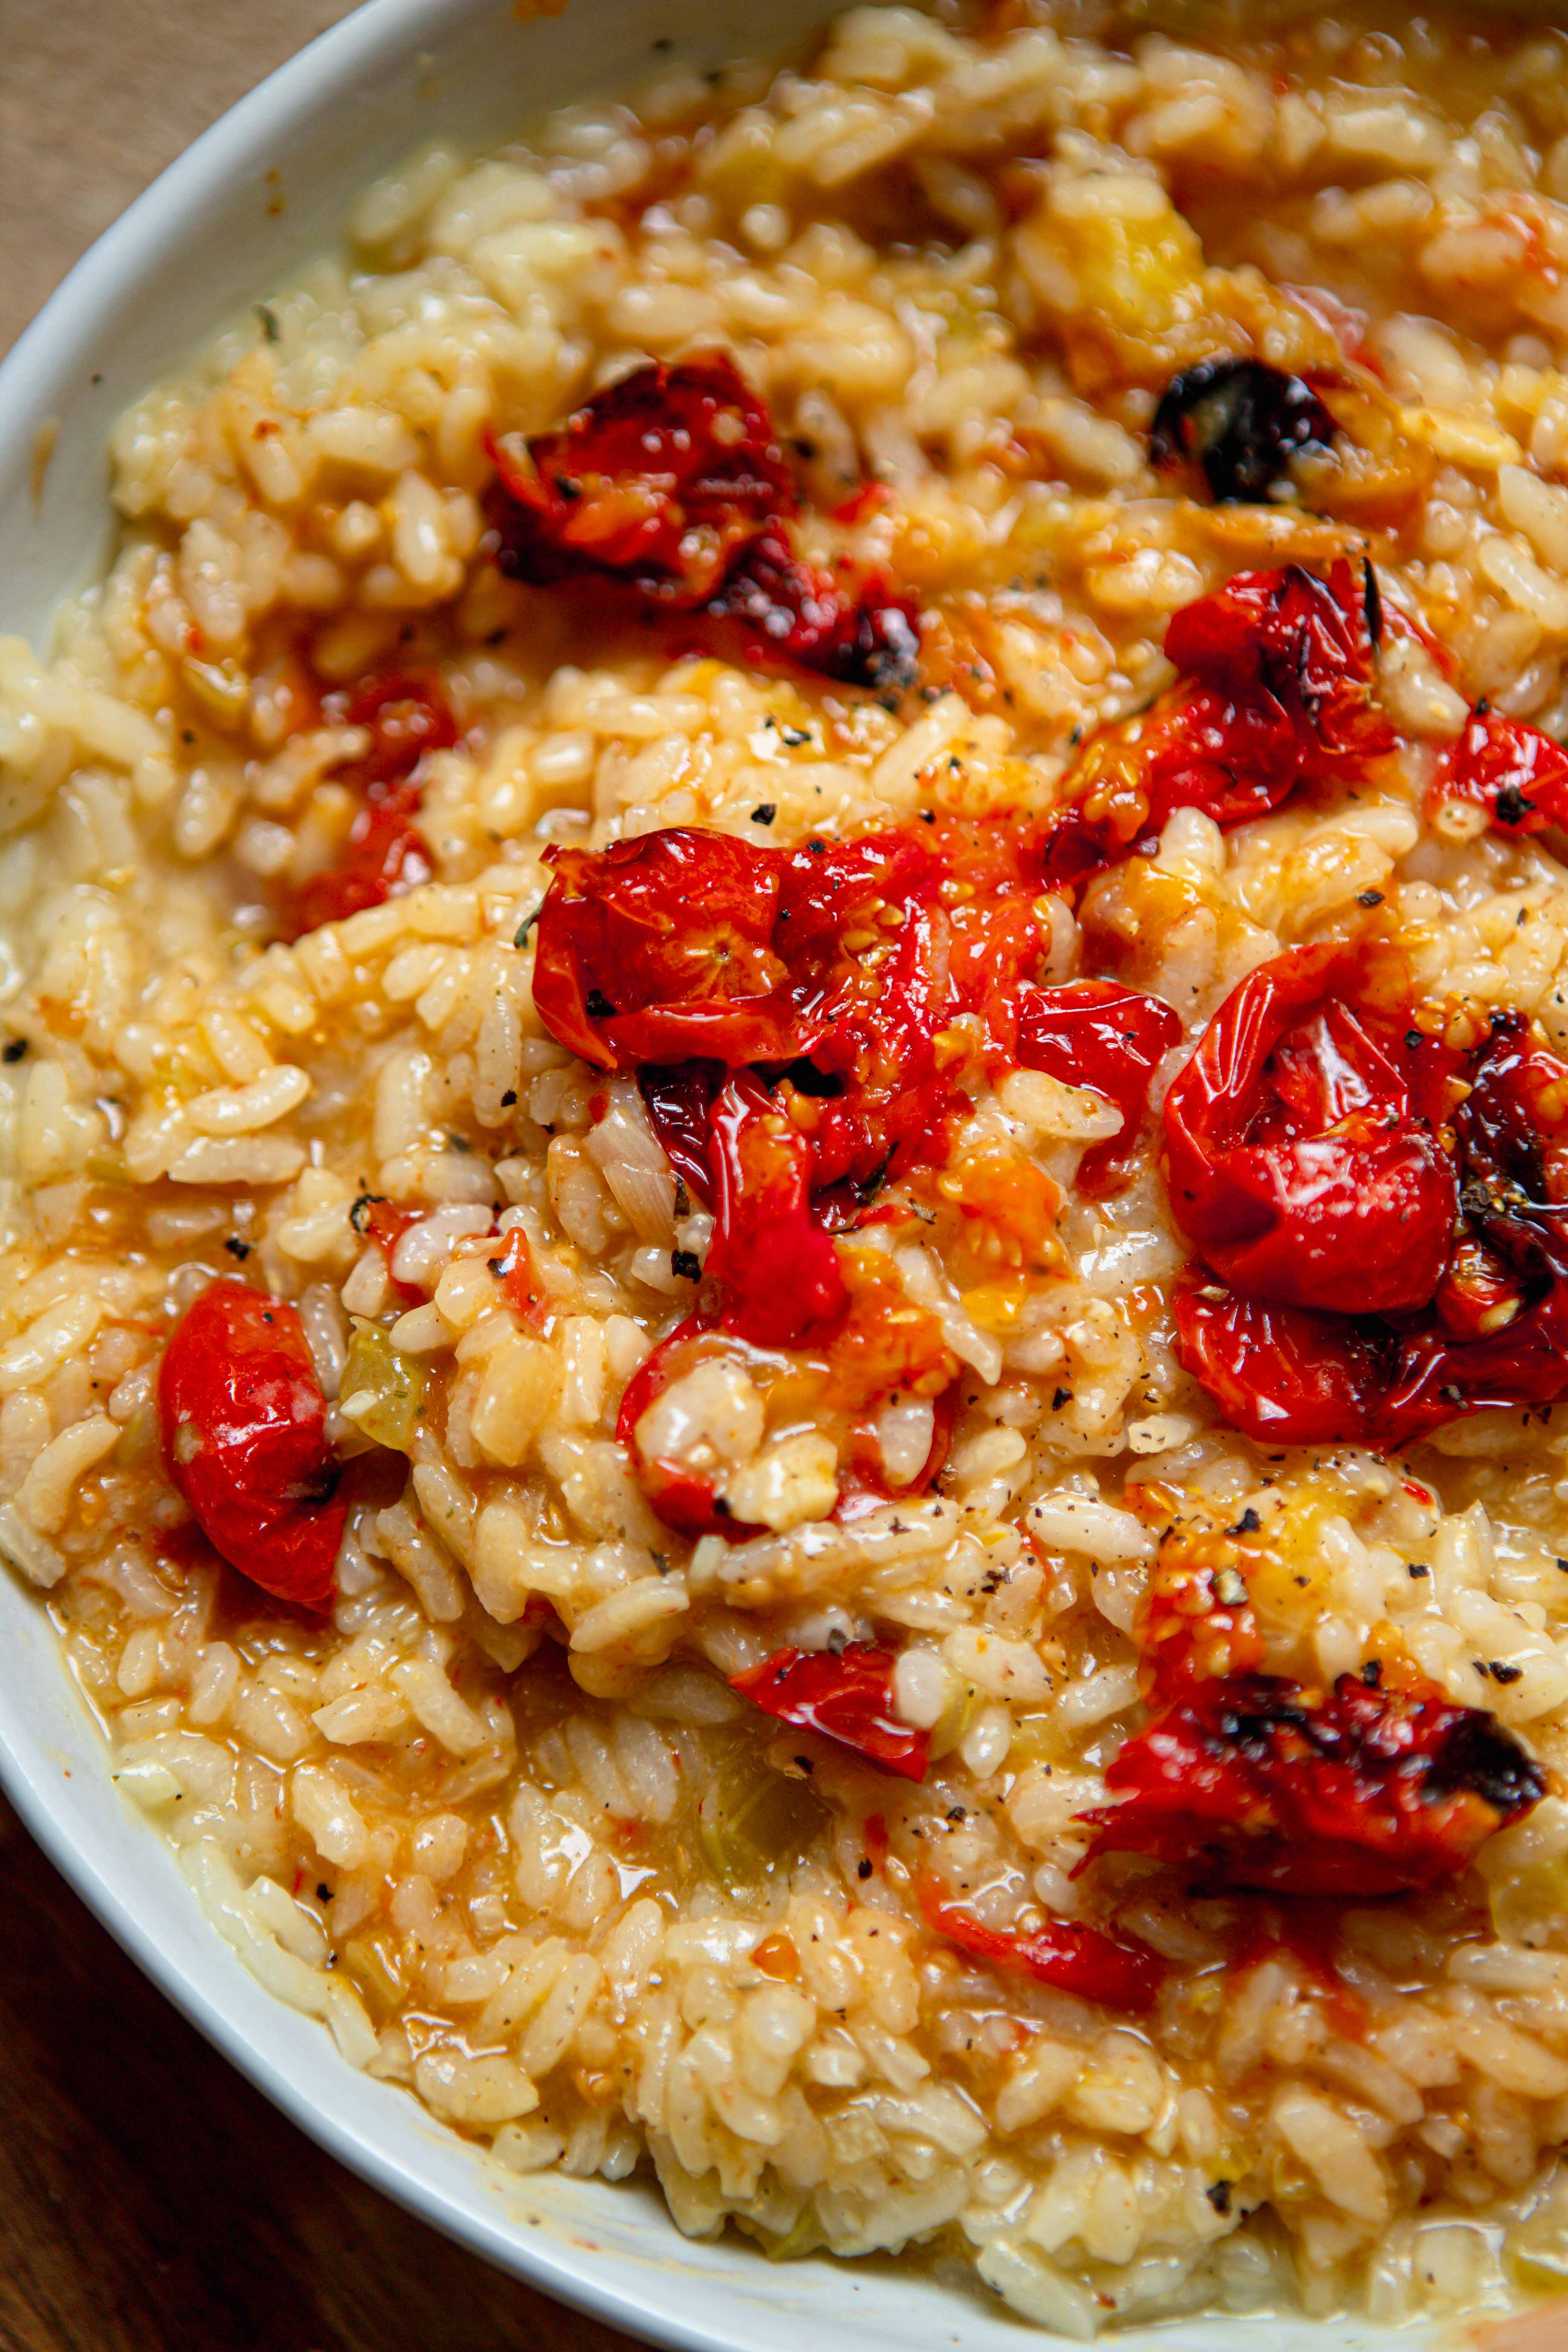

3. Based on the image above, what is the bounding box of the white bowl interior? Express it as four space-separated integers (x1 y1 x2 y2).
0 1 1465 2342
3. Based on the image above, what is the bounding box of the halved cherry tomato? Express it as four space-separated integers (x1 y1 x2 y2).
158 1279 343 1612
1080 1668 1542 1897
1043 560 1392 895
1429 705 1568 839
732 1643 929 1779
1161 944 1459 1317
1173 1011 1568 1447
1016 980 1182 1197
917 1878 1165 2013
487 356 921 689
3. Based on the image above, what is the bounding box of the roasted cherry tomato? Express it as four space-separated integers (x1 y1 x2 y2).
531 827 798 1071
1429 705 1568 839
1081 1668 1543 1897
1043 560 1392 895
283 673 456 939
531 814 1050 1208
488 356 921 689
917 1879 1165 2013
1161 944 1459 1317
1016 980 1182 1196
703 524 920 696
158 1279 344 1612
489 353 793 603
1174 1011 1568 1447
731 1643 929 1779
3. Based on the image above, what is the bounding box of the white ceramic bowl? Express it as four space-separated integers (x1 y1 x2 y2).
0 6 1459 2345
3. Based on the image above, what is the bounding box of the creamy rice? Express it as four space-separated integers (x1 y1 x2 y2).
9 0 1568 2331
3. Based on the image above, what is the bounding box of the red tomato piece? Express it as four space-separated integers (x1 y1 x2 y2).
1430 705 1568 839
613 1314 760 1542
158 1279 344 1612
531 828 802 1072
283 673 456 940
639 1061 723 1204
1016 980 1182 1197
1161 944 1459 1317
703 525 922 696
1043 560 1393 896
1081 1669 1543 1897
917 1879 1166 2013
706 1074 848 1349
1174 1011 1568 1448
488 358 922 690
731 1643 929 1779
488 353 794 603
1171 1274 1399 1447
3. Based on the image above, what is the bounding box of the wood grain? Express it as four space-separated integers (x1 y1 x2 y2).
0 6 635 2342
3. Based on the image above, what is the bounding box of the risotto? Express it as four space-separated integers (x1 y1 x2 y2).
12 0 1568 2331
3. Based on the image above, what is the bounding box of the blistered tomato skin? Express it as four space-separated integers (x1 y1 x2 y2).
1161 944 1459 1317
917 1879 1166 2012
531 829 797 1071
1081 1669 1544 1898
1042 560 1393 897
1429 706 1568 839
158 1279 344 1612
1173 1012 1568 1447
731 1645 930 1779
488 353 793 603
487 356 922 691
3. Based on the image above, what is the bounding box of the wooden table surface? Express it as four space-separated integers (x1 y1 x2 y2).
0 5 638 2345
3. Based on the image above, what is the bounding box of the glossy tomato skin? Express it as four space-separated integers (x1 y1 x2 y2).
531 829 798 1072
531 813 1051 1211
1430 706 1568 839
916 1880 1165 2012
1081 1669 1543 1898
1016 980 1182 1197
158 1279 344 1612
489 353 793 603
283 673 455 940
1173 1011 1568 1447
1161 944 1459 1317
487 357 922 690
731 1644 929 1779
1043 560 1392 896
706 1075 848 1349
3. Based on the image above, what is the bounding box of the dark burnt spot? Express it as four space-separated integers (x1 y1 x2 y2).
1151 357 1336 505
1426 1704 1542 1813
